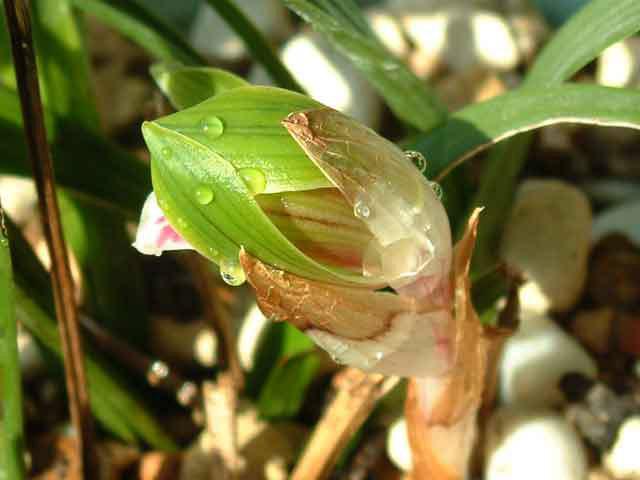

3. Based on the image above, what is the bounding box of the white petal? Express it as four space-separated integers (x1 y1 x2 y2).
307 309 453 377
283 109 452 294
133 192 195 256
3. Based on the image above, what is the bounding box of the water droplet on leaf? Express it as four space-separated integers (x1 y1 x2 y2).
429 181 443 200
238 168 267 195
200 116 224 138
194 185 214 205
220 258 246 286
161 147 172 158
405 150 427 173
353 198 371 219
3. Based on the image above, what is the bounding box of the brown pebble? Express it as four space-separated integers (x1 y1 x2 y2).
588 234 640 309
616 312 640 356
572 308 615 354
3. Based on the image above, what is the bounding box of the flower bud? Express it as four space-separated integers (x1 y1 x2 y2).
136 85 451 291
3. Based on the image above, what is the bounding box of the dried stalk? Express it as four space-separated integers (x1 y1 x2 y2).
2 1 95 476
184 254 244 389
202 374 243 479
79 314 199 408
291 368 399 480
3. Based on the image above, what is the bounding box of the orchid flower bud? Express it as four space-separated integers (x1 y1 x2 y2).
134 84 451 293
135 62 493 480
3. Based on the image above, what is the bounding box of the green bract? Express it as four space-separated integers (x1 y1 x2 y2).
142 85 378 286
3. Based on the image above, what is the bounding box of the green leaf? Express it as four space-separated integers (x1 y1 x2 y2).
69 0 204 65
58 194 149 347
32 0 149 349
284 0 447 132
147 86 384 286
0 86 150 217
203 0 302 92
526 0 640 87
0 213 26 479
258 350 321 420
468 0 640 271
246 322 315 397
31 0 99 127
150 63 249 110
414 84 640 180
6 219 175 450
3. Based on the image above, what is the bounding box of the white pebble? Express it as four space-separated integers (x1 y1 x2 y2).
249 31 382 127
500 179 592 312
189 0 292 61
597 38 640 88
0 176 37 225
499 315 597 408
366 8 410 59
604 416 640 479
485 408 588 480
237 303 270 371
386 417 412 472
395 4 520 73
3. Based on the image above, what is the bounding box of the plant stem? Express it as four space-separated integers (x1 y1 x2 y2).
291 368 398 480
79 314 199 408
2 1 95 477
185 254 245 390
0 202 26 479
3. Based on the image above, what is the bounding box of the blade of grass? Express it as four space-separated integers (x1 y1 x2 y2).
470 0 640 271
3 0 96 475
0 86 150 217
413 84 640 179
150 63 249 110
59 194 149 348
257 350 321 420
32 0 150 350
0 204 26 480
525 0 640 87
6 217 176 449
69 0 204 65
285 0 447 131
31 0 99 128
204 0 302 91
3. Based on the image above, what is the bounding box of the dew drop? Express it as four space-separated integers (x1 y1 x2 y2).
405 150 427 173
146 360 169 386
220 258 246 286
238 168 267 195
353 199 371 219
194 185 214 205
177 217 187 228
161 147 172 158
0 237 8 247
429 181 443 200
200 116 224 138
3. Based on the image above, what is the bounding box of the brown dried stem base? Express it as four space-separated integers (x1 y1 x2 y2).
291 368 399 480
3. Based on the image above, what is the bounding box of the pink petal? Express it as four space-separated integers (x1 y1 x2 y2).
132 192 195 256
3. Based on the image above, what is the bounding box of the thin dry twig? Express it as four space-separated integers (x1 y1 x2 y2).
291 368 400 480
2 1 95 476
184 254 244 389
79 314 200 408
201 374 244 479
